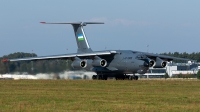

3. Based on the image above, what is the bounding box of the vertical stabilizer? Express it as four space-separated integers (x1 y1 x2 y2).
72 23 92 53
40 22 104 53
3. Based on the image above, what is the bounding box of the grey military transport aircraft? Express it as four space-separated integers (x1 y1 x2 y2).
2 22 189 80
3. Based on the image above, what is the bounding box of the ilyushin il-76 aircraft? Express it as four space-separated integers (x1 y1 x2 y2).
2 22 189 80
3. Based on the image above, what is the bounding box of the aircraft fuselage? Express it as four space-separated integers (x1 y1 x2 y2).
85 50 149 78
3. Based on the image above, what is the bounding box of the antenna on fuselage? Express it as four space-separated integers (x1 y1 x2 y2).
147 44 149 53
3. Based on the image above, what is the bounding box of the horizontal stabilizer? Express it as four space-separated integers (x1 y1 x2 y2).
40 22 104 26
2 58 9 62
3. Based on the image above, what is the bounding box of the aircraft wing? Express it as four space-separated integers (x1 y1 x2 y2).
2 51 117 62
142 52 191 61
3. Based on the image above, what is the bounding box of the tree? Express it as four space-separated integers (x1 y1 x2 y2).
197 70 200 79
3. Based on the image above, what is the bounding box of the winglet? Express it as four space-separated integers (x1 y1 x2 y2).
2 58 9 63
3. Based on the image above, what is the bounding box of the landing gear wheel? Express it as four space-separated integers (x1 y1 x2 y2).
129 75 133 80
134 76 138 80
103 75 108 80
92 75 97 80
97 75 101 80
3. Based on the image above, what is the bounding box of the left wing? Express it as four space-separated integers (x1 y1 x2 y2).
2 51 117 62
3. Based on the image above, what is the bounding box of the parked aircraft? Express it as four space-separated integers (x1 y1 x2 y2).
2 22 190 80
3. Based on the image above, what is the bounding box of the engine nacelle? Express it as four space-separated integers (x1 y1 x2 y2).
136 54 155 68
92 56 107 67
149 60 155 67
71 57 87 69
153 57 167 68
143 58 155 67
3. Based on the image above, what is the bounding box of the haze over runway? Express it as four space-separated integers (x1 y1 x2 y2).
0 0 200 57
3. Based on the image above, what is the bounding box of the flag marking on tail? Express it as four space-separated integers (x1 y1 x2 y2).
78 34 84 41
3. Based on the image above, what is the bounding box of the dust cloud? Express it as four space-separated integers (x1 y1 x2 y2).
0 71 96 80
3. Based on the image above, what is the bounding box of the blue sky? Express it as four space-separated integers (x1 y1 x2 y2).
0 0 200 57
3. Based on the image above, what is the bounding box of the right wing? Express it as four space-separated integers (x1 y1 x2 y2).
144 52 191 61
132 51 192 61
2 51 117 62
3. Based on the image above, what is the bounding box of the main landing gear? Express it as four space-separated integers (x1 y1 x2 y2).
92 73 108 80
92 74 138 80
115 74 138 80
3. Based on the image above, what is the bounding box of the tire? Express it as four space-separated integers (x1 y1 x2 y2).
134 76 138 80
103 75 108 80
97 75 100 80
129 75 133 80
92 75 97 80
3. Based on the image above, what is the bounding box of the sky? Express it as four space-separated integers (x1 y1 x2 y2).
0 0 200 57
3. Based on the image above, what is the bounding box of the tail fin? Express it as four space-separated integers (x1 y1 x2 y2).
40 22 104 53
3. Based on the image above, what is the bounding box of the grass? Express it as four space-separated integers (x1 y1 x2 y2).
0 79 200 112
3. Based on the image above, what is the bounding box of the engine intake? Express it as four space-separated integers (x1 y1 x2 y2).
141 58 155 67
153 57 167 68
92 56 107 67
149 60 155 67
71 57 87 69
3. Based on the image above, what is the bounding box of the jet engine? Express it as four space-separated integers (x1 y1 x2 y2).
153 57 167 68
136 54 155 67
149 60 155 67
92 56 107 67
143 58 155 67
71 57 87 69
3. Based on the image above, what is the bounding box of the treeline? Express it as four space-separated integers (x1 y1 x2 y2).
161 52 200 62
0 52 200 74
0 52 73 74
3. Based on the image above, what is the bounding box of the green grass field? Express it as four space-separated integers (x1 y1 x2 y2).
0 79 200 112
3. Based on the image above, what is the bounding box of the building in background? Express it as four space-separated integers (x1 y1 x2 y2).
139 61 199 78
